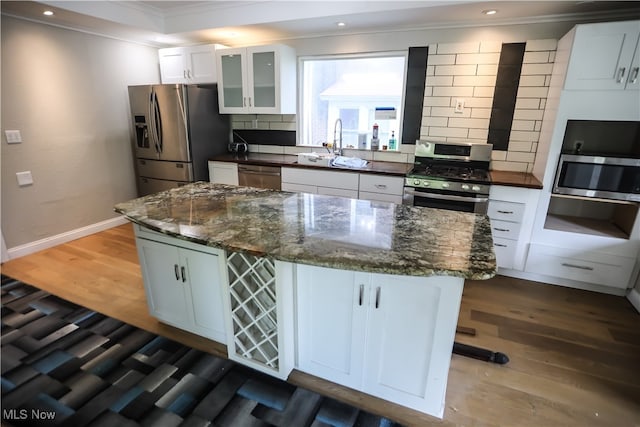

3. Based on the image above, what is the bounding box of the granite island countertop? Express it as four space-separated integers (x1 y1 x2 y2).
115 182 496 280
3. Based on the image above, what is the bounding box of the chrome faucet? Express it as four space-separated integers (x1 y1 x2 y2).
333 118 343 156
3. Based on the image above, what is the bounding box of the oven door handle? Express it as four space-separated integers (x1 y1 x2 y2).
405 188 489 203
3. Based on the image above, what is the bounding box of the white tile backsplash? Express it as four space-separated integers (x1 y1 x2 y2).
420 39 557 173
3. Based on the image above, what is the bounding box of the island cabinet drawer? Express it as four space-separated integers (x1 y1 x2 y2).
493 237 517 270
359 174 404 195
487 201 525 223
489 219 521 240
282 167 359 190
525 244 635 289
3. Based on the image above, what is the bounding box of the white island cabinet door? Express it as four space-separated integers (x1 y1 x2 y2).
136 238 192 328
182 248 227 343
364 275 464 418
296 265 368 389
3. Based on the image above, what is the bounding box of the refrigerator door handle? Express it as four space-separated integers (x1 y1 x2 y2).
148 91 159 155
175 86 189 142
152 90 163 154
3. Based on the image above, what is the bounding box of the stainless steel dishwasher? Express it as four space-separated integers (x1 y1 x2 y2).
238 164 282 190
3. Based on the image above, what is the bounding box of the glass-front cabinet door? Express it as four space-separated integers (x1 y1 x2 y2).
216 44 296 114
250 49 277 110
217 48 246 112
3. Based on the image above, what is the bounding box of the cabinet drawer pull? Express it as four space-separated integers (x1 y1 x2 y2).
496 210 514 214
375 286 381 309
493 227 510 232
181 266 187 282
617 67 627 83
243 97 247 107
494 243 508 247
174 264 180 280
561 263 593 271
374 184 388 189
183 70 187 79
358 284 364 306
630 67 639 84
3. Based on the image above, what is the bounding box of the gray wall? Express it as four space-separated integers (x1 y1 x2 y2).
1 16 159 248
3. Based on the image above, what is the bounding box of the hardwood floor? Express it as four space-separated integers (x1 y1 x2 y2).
2 223 639 426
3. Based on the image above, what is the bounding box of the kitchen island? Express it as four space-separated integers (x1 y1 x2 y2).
114 182 496 419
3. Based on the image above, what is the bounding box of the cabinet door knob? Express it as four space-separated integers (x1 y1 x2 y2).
174 264 180 280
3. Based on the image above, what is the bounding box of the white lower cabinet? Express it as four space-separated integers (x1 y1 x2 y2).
358 173 404 204
281 167 359 198
208 161 239 185
134 226 227 343
488 186 540 271
296 264 464 418
525 244 636 290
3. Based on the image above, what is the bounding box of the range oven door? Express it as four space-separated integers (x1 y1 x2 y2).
403 187 489 214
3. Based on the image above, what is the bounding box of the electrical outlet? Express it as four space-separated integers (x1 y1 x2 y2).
251 119 258 129
5 130 22 144
16 171 33 186
454 99 465 113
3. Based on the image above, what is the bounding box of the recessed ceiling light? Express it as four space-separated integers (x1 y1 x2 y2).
482 9 498 15
43 10 54 16
337 22 346 27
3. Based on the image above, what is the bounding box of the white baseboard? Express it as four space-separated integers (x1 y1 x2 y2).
627 288 640 314
6 216 129 261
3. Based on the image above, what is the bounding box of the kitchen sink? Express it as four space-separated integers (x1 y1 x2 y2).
330 156 368 168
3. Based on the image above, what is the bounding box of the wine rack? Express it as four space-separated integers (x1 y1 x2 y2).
226 251 279 371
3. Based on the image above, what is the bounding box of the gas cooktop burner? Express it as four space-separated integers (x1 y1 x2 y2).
410 165 490 182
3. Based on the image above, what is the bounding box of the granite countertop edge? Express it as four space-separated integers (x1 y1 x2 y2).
115 183 497 281
120 216 495 281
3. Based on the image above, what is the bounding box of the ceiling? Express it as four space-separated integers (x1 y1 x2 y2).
2 1 639 47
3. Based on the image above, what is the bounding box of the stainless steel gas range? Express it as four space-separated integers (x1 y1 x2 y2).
403 140 493 214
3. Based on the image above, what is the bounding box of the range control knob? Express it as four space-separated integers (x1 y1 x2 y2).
441 182 450 189
461 184 470 190
413 179 421 186
472 185 481 191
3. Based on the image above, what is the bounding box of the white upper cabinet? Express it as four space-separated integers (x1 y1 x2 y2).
565 20 640 91
159 44 223 84
216 44 296 114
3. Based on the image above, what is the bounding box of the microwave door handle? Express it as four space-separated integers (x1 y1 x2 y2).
406 188 488 203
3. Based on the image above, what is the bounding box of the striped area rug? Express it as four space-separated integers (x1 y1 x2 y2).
1 275 404 427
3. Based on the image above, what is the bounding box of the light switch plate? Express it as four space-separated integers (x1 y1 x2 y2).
5 130 22 144
16 171 33 187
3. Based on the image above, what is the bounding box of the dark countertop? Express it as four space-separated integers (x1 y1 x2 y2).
490 171 543 189
115 182 496 280
212 153 543 187
210 153 413 176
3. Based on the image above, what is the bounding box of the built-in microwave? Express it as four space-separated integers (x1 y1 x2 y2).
553 154 640 202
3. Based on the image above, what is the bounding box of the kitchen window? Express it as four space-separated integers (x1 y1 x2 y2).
299 53 407 149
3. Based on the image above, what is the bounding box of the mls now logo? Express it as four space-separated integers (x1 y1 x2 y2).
3 408 56 421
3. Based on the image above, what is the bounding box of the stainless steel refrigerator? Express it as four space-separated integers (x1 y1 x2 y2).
128 84 230 196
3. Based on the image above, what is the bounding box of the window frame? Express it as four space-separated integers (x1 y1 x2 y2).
297 51 409 149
